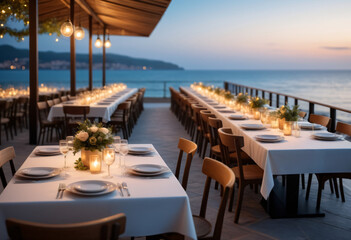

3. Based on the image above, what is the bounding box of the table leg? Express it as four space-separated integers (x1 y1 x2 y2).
262 174 325 218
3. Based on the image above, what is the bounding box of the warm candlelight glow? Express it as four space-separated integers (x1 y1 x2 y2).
89 155 101 173
283 121 293 136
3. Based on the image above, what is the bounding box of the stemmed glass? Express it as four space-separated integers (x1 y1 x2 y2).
119 140 129 174
103 148 115 178
59 140 69 169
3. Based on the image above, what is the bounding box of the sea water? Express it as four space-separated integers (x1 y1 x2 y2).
1 69 350 121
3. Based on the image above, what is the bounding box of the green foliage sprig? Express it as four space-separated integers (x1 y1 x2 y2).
249 97 269 109
224 91 234 100
74 158 88 170
277 105 300 121
235 92 249 104
0 0 62 41
73 120 114 154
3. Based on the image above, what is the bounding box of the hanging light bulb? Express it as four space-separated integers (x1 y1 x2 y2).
95 35 102 48
60 20 74 37
105 32 111 48
74 25 85 40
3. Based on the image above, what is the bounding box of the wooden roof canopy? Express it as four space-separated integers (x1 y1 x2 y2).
38 0 172 36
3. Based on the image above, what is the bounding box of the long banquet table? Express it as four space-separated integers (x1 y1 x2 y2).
181 86 351 217
47 88 138 123
0 144 197 239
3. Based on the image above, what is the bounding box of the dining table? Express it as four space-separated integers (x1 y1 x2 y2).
47 88 138 123
181 86 351 218
0 144 197 240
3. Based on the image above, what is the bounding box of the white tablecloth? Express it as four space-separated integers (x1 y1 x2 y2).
181 87 351 199
0 144 197 240
47 88 138 122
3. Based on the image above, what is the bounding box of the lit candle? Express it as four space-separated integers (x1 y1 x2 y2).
254 110 261 120
283 122 293 136
89 155 101 173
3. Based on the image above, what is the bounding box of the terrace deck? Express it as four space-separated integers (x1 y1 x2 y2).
1 103 350 239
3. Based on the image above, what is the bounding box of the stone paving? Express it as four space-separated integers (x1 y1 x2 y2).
1 103 351 239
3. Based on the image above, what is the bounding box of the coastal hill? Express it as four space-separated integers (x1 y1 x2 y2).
0 45 183 70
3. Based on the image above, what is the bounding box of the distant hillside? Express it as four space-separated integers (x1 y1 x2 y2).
0 45 183 70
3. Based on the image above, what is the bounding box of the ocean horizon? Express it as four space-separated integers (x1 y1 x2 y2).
1 69 351 121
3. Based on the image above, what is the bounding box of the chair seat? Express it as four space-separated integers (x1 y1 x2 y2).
193 215 212 239
41 120 57 126
211 145 252 161
211 145 221 154
1 118 10 124
232 165 263 181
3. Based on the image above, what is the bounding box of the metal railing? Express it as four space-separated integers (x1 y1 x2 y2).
224 81 351 132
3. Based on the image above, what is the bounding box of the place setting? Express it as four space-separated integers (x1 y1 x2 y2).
34 146 62 156
228 114 248 120
255 134 285 143
240 123 266 130
128 146 154 156
64 180 117 197
15 167 62 180
218 109 236 113
126 164 171 178
311 132 344 141
298 122 325 130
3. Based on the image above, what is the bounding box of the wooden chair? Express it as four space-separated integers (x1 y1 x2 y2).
299 111 307 119
63 105 90 136
175 138 197 190
37 102 61 144
0 100 12 145
218 127 263 223
199 110 215 158
108 101 131 140
191 104 207 155
207 117 223 160
6 213 126 240
15 96 29 130
193 157 235 239
311 121 351 209
0 147 16 189
305 114 334 199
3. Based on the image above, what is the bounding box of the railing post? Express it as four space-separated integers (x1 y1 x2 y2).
276 94 280 108
330 108 336 132
163 81 166 98
262 91 265 99
255 89 258 96
309 102 315 119
224 81 228 91
294 99 298 106
285 96 288 105
269 93 273 106
250 88 253 96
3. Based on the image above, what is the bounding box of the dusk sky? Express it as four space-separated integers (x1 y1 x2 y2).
2 0 351 70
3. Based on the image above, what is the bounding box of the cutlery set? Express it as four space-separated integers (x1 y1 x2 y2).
56 183 66 199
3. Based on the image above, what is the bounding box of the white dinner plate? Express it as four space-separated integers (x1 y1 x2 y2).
213 105 227 109
299 123 324 130
127 165 169 176
228 114 247 120
130 164 163 174
218 110 235 113
67 181 116 196
240 124 266 130
16 167 61 180
74 180 108 193
312 132 340 141
128 147 153 155
35 147 61 156
255 135 284 143
96 102 110 105
208 102 219 105
21 167 55 176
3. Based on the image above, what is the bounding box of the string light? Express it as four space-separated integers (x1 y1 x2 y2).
21 37 24 41
105 31 111 48
0 35 3 39
1 10 5 14
60 20 74 37
95 35 102 48
74 25 85 40
55 38 59 42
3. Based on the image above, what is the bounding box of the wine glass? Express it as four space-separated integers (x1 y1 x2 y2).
119 140 129 174
59 140 69 169
103 148 115 178
66 136 74 152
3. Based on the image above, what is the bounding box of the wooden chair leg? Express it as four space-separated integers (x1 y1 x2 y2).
339 178 345 202
201 139 208 159
228 183 235 212
234 183 245 223
332 178 339 198
305 173 313 200
316 178 326 210
329 179 334 194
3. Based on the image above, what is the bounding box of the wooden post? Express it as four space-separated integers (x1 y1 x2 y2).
102 26 106 87
89 15 93 91
70 0 76 96
29 0 38 145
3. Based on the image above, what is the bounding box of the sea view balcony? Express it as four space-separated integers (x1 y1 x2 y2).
1 1 351 240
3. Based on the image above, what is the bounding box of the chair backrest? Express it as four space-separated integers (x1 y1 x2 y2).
200 157 235 240
63 106 90 135
175 138 197 190
336 121 351 136
207 117 223 147
191 104 206 127
6 213 126 240
53 98 61 105
37 101 49 124
0 100 7 119
218 128 245 173
309 114 331 129
117 101 131 122
299 111 307 119
200 110 215 135
0 147 16 188
61 96 68 102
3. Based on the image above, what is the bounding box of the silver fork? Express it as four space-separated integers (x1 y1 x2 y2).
122 182 131 197
58 183 66 199
117 183 124 197
56 183 64 199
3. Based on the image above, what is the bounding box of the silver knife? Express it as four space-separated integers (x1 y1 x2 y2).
117 183 124 196
122 182 131 197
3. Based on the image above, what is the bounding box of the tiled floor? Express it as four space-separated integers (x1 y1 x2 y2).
1 103 351 239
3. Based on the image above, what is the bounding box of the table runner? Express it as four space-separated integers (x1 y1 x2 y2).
0 144 197 239
47 88 138 122
181 87 351 199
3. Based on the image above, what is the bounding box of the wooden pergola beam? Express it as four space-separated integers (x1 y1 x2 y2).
76 0 104 27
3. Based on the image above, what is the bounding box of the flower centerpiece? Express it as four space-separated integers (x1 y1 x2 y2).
277 105 300 135
249 97 269 119
73 120 114 168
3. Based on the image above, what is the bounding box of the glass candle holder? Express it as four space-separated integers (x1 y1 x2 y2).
89 155 102 173
283 121 293 136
